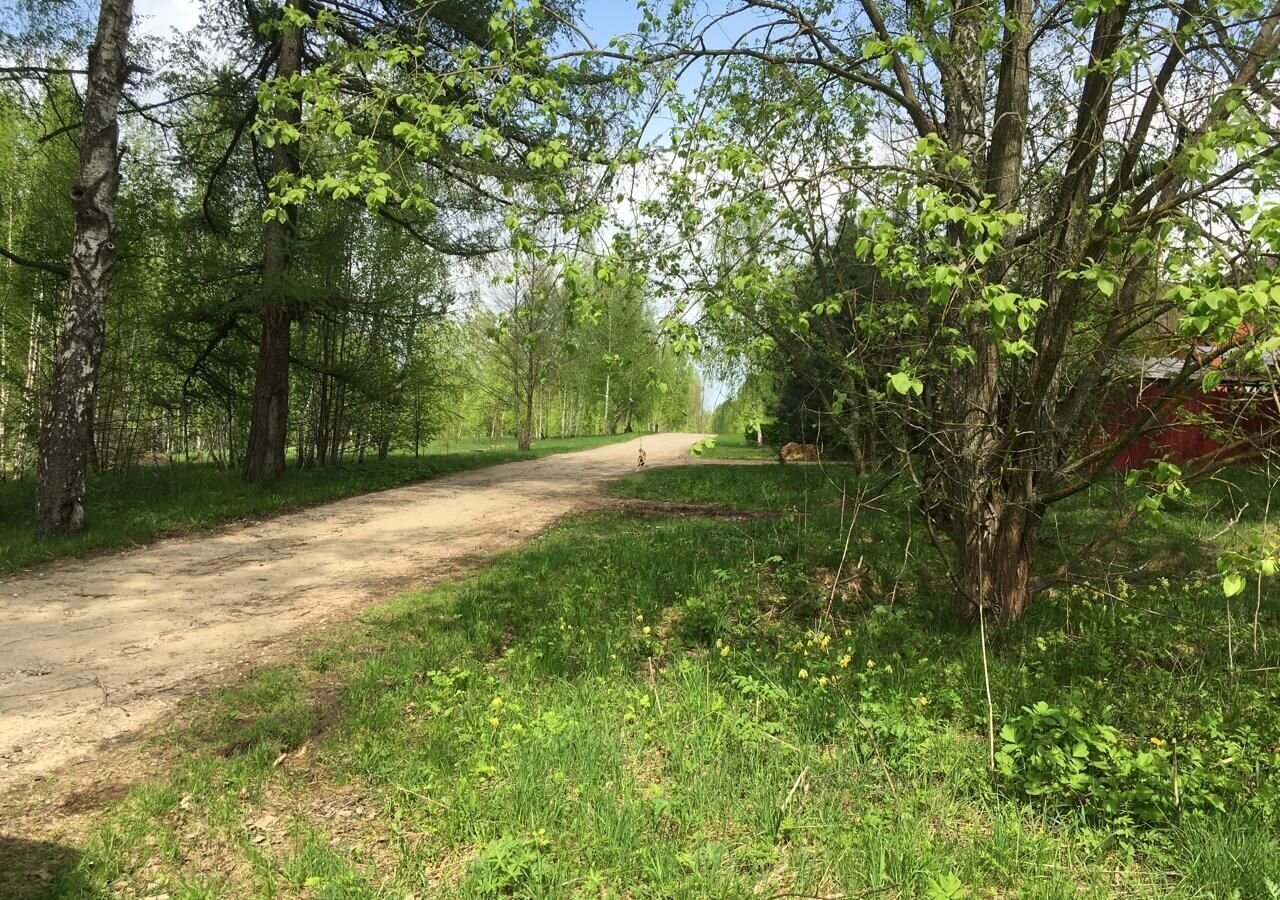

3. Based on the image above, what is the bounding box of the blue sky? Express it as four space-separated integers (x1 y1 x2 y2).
135 1 646 43
579 1 645 44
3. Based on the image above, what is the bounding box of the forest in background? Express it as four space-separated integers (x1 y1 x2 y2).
0 1 702 489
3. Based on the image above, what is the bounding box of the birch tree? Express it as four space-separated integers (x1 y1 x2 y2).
34 0 133 535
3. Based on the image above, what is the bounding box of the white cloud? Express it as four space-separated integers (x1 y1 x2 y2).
133 0 202 39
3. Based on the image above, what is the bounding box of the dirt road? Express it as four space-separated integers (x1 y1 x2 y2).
0 434 705 793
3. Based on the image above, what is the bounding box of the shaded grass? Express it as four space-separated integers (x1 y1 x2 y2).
1040 465 1277 582
0 433 634 573
12 464 1280 899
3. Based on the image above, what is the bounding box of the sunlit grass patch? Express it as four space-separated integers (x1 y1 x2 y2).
693 432 778 461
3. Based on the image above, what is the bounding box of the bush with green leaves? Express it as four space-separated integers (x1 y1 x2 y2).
997 701 1279 829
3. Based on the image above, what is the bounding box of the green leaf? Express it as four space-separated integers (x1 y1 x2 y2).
1223 572 1246 598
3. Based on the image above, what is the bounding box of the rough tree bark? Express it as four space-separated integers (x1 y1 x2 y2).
937 0 1005 622
34 0 134 536
242 0 302 482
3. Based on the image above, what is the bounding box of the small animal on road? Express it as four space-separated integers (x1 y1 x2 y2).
779 442 820 462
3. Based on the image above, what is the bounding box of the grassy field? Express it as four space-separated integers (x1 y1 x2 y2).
0 434 635 574
693 432 778 460
8 463 1278 899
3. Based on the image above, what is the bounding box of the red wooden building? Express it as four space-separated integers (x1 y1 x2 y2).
1103 354 1280 470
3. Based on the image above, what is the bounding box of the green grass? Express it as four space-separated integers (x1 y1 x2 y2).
8 464 1280 899
0 433 635 573
693 432 777 460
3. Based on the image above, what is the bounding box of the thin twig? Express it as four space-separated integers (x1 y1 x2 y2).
888 533 912 607
826 485 864 618
778 766 809 825
648 656 663 716
393 783 445 808
978 571 996 772
1208 503 1249 540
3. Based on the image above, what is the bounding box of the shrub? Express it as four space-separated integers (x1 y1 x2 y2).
997 701 1277 829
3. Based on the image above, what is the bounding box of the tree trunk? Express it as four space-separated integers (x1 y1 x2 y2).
242 0 302 483
517 371 535 450
952 499 1040 625
34 0 133 536
1 201 12 479
603 372 612 434
0 311 8 481
14 303 41 475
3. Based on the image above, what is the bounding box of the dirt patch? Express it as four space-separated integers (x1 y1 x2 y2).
59 781 130 815
613 499 782 521
215 680 347 760
811 564 873 607
0 434 707 812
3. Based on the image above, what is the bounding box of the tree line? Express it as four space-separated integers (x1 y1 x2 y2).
0 0 700 536
5 0 1280 627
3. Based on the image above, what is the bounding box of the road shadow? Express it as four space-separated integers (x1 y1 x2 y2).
0 835 102 900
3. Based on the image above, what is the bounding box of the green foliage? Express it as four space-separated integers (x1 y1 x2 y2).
456 262 703 441
630 0 1280 627
18 464 1278 900
996 702 1276 827
467 831 554 895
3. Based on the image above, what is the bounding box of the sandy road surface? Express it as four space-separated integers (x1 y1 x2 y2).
0 433 705 793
